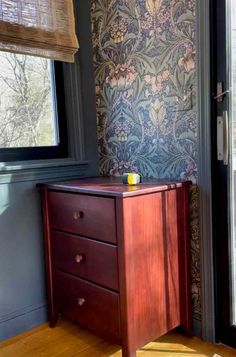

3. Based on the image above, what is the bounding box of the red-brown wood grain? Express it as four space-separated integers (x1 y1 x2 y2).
51 231 119 291
39 176 190 198
39 177 192 357
48 191 116 244
54 269 121 344
117 192 183 355
162 189 181 330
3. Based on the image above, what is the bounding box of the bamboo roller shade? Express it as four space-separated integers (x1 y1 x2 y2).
0 0 79 62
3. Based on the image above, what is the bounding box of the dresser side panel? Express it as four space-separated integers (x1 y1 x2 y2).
118 191 182 351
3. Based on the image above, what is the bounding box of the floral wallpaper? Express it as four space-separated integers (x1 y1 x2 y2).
90 0 200 321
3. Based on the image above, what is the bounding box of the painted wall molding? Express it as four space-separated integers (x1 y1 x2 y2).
196 0 215 343
0 304 47 341
0 162 89 184
0 302 46 325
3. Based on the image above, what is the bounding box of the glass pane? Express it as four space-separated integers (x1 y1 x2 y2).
0 52 58 148
230 0 236 326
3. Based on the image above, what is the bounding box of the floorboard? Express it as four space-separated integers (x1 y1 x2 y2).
0 318 235 357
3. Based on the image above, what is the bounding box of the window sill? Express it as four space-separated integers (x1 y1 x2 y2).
0 158 90 184
0 157 89 171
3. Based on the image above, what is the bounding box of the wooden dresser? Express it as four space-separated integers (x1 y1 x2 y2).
39 177 192 357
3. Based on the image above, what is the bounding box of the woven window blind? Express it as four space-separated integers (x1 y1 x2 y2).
0 0 79 63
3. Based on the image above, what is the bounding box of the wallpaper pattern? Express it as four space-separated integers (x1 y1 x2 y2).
90 0 200 320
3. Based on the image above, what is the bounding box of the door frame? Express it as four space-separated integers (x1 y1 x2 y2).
196 0 216 342
209 0 236 347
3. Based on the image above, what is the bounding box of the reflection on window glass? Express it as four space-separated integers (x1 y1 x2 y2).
0 52 58 148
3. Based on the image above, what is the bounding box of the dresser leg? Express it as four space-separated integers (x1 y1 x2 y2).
48 310 58 328
122 347 137 357
180 319 193 337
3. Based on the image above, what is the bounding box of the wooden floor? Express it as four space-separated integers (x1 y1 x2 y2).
0 319 236 357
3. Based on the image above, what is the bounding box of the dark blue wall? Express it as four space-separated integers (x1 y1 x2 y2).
0 1 98 341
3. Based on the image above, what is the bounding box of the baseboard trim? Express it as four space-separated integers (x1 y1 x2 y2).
193 316 202 338
0 305 203 343
0 303 47 341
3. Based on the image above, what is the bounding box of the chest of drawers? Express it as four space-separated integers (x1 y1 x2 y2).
39 177 192 357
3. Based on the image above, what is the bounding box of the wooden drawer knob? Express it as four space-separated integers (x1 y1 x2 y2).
77 298 85 306
73 211 84 220
75 254 84 263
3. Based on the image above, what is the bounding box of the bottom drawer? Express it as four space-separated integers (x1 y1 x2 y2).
53 269 121 343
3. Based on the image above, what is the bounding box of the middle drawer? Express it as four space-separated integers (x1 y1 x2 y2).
51 231 119 291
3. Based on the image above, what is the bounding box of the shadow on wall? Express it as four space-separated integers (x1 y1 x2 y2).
90 0 200 321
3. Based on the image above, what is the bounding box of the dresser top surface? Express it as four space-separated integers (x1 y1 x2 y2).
40 176 191 197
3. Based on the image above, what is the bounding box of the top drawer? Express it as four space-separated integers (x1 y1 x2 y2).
48 191 116 244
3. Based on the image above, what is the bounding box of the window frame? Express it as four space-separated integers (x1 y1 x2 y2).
0 0 99 182
0 60 69 162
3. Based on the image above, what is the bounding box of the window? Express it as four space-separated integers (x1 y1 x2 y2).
0 52 68 162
